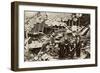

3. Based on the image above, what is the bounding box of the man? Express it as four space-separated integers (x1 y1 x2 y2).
58 42 65 59
64 33 77 59
75 35 81 57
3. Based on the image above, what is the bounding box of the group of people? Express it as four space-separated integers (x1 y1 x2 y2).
45 31 82 59
45 29 90 59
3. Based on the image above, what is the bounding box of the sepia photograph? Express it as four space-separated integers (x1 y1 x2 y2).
24 11 91 61
11 2 97 71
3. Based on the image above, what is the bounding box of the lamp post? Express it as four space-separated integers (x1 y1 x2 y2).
72 14 76 26
76 13 82 27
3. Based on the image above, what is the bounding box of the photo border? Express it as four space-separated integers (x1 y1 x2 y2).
11 1 98 71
